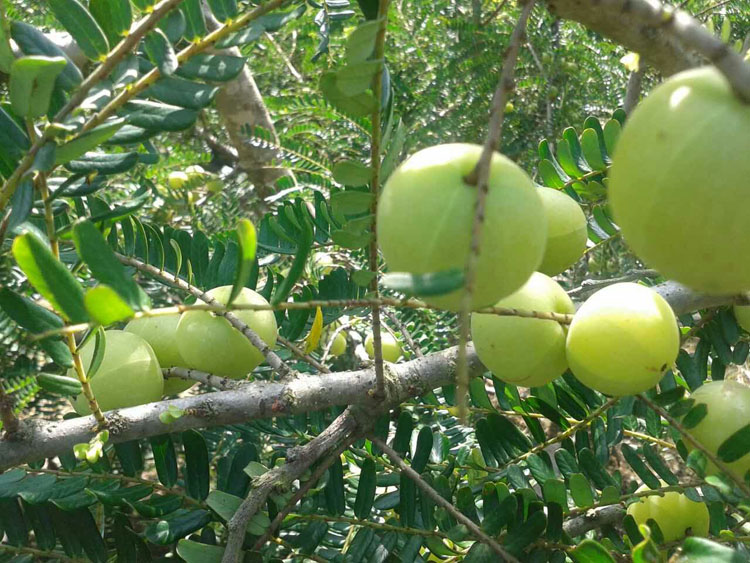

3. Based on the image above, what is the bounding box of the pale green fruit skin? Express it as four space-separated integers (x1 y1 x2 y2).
125 315 194 395
537 187 588 276
176 286 278 378
168 171 188 190
67 330 163 415
609 67 750 294
687 380 750 480
329 332 347 357
627 484 709 543
365 332 401 363
472 272 574 387
376 143 547 311
733 304 750 333
565 283 679 396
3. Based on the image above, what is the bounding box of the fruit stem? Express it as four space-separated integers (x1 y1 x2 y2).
456 0 537 421
367 0 392 401
25 120 107 428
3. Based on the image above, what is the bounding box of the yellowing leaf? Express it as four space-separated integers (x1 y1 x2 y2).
305 306 323 354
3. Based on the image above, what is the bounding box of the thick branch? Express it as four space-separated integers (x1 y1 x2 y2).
0 345 484 471
0 280 734 469
545 0 750 102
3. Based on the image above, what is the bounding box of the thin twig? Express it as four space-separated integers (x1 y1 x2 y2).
277 334 331 374
264 32 304 82
383 309 423 358
116 253 294 379
368 0 392 400
480 0 510 26
637 393 750 498
456 0 537 420
370 436 520 562
252 437 360 550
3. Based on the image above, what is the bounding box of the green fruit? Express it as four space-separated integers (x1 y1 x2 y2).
733 304 750 333
627 483 709 543
168 171 188 190
67 330 163 415
504 102 514 113
685 380 750 481
537 187 588 276
176 286 278 378
125 315 194 396
365 332 401 363
376 143 546 311
329 332 347 357
472 272 574 387
609 67 750 294
565 283 679 396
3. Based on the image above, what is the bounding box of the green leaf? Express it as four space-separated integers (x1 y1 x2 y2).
332 161 373 187
580 128 607 171
207 0 238 22
206 490 270 535
228 219 257 306
47 0 108 60
84 327 107 381
89 0 131 46
177 540 230 563
346 19 380 63
675 537 746 562
10 21 83 91
336 60 381 95
717 423 750 463
145 76 219 109
84 286 134 325
621 444 661 489
354 458 377 519
320 71 378 117
504 510 546 554
55 120 125 165
37 372 82 396
392 411 414 455
12 232 88 323
0 288 73 367
175 54 246 82
181 0 206 40
66 151 139 175
682 403 708 429
324 455 346 516
9 56 67 118
123 100 198 131
182 430 210 501
571 539 616 562
150 434 178 488
382 269 464 297
569 473 595 509
145 509 212 545
73 220 150 311
144 29 178 76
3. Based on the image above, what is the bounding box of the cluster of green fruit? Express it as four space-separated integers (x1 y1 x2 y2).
67 286 278 415
377 144 677 397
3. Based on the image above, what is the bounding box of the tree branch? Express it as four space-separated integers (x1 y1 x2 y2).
545 0 750 102
0 279 735 469
221 409 362 563
163 367 240 391
0 345 486 471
